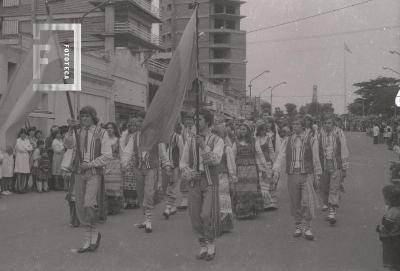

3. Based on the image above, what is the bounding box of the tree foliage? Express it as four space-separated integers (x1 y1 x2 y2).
284 103 297 117
348 77 400 117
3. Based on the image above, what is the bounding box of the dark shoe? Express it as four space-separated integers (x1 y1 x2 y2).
145 221 152 233
77 243 92 253
205 244 216 261
196 247 208 260
163 210 170 220
304 229 314 241
89 232 101 252
293 225 302 238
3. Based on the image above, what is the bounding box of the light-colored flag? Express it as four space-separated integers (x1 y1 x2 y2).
344 42 352 53
140 8 198 151
0 20 64 149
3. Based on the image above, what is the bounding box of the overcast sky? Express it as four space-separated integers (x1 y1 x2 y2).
241 0 400 114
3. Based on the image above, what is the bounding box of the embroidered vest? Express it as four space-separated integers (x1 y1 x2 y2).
285 133 314 174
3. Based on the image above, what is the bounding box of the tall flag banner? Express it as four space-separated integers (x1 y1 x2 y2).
0 19 64 149
140 8 198 151
344 42 352 53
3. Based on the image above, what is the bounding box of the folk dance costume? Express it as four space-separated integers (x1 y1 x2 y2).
180 131 224 260
163 132 184 219
318 127 349 224
231 140 264 219
64 109 112 253
273 131 322 240
123 130 170 232
104 137 124 215
218 137 235 233
120 130 140 209
179 125 196 209
255 135 276 211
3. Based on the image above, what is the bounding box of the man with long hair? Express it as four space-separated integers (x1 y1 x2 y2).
65 106 112 253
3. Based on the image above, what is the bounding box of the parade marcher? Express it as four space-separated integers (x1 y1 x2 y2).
64 106 112 253
31 139 42 192
273 116 322 240
104 122 124 215
231 123 264 219
180 109 224 261
28 127 38 150
255 123 277 211
14 129 33 193
120 117 140 209
131 112 171 233
163 122 184 219
213 124 234 234
179 112 196 210
376 185 400 271
318 115 350 224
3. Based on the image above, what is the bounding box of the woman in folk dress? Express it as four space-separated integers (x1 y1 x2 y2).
104 122 124 215
231 123 264 219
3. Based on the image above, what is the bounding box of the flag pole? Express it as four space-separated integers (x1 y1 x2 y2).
194 1 200 172
344 43 347 114
44 0 82 164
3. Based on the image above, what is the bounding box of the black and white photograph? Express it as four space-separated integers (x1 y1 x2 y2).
0 0 399 270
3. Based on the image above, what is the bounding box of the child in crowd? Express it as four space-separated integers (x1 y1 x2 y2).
1 146 14 195
37 141 50 192
376 184 400 271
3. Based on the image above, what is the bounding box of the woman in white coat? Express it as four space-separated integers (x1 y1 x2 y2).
15 129 33 193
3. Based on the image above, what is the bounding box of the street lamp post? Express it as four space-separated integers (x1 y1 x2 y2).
268 81 287 111
383 66 400 76
389 50 400 56
248 70 269 100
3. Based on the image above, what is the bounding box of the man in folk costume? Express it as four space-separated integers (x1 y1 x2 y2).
64 106 112 253
163 122 185 219
180 109 224 261
123 113 171 233
318 114 349 225
178 112 196 210
273 116 322 240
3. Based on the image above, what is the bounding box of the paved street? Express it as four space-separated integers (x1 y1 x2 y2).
0 132 394 271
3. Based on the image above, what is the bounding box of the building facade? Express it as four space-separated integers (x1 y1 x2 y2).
160 0 246 115
0 0 162 134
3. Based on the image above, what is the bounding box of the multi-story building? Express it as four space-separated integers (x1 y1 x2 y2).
0 0 164 132
160 0 246 115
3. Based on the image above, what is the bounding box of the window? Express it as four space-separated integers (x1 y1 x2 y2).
213 63 229 74
214 4 224 13
214 19 224 29
213 33 230 44
226 5 235 14
2 0 19 7
167 4 171 11
2 19 18 35
213 48 230 59
226 20 235 30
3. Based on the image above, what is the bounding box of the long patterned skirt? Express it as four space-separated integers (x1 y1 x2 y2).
104 159 124 215
123 157 139 207
219 173 234 233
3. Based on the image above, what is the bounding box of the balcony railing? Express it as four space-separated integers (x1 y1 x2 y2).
115 22 163 48
126 0 161 20
145 58 168 74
